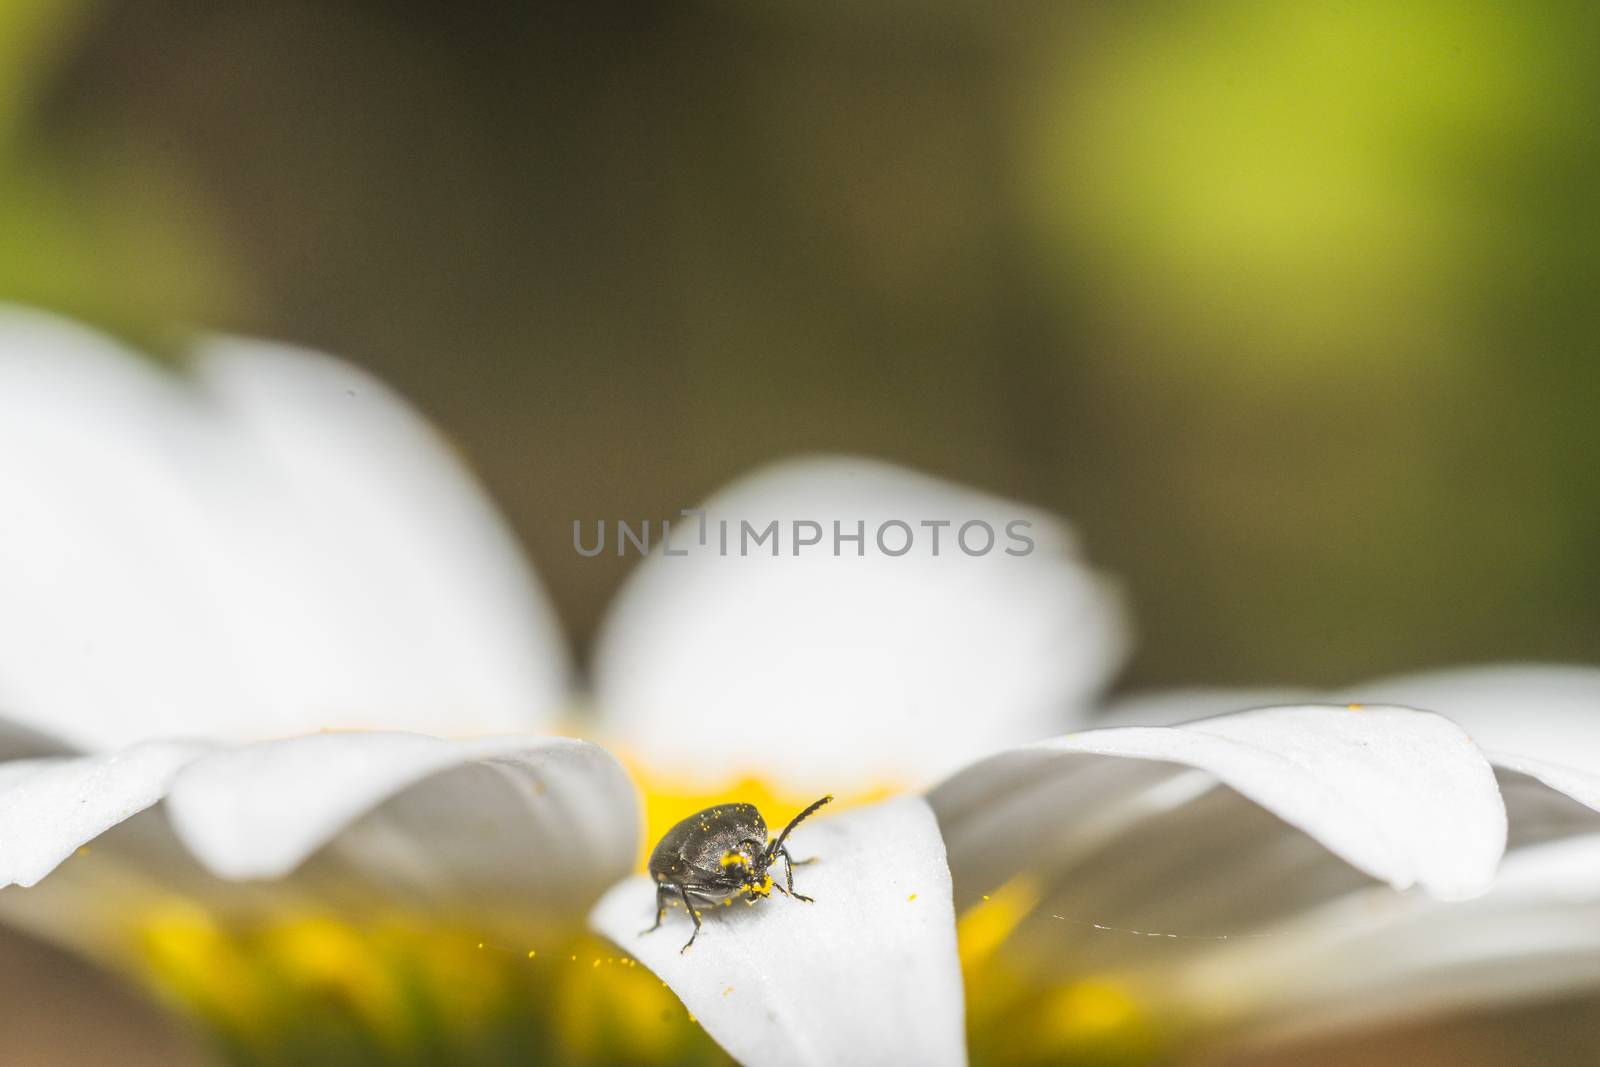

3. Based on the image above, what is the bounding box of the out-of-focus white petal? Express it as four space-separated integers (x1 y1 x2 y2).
1496 757 1600 813
1346 664 1600 794
590 796 966 1067
1171 833 1600 1047
194 337 571 739
592 456 1126 791
1344 665 1600 849
0 306 568 750
935 705 1505 903
1112 670 1600 811
165 731 637 914
1344 664 1600 767
0 740 208 888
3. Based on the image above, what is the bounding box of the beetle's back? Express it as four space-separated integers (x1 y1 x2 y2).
649 803 768 884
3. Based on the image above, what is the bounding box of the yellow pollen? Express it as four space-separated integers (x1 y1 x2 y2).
908 893 918 901
722 986 733 997
527 950 536 959
1347 703 1364 711
719 851 746 868
625 764 898 869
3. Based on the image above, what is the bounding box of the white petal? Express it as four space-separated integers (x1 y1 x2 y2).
0 740 208 888
1497 756 1600 813
930 705 1508 982
1344 664 1600 764
592 456 1126 790
1342 664 1600 855
0 306 567 750
590 796 966 1067
194 337 571 738
935 705 1506 904
1346 663 1600 795
1109 668 1600 822
165 731 637 913
1171 832 1600 1044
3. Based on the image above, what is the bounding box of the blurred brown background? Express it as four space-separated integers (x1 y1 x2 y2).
5 0 1598 694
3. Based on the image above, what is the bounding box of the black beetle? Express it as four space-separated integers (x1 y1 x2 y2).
642 795 834 952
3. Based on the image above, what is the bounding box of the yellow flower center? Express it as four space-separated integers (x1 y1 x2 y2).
102 767 1173 1066
133 901 727 1066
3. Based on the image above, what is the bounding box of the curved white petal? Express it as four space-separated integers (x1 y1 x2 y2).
1071 706 1506 899
592 456 1126 791
0 740 208 888
1496 756 1600 813
0 306 568 750
1111 668 1600 804
590 796 966 1067
1343 664 1600 852
165 731 638 914
930 706 1505 982
935 705 1505 903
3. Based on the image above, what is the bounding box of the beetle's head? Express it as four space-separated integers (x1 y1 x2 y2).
720 839 773 899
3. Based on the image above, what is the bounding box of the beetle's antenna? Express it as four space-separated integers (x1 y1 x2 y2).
768 794 833 860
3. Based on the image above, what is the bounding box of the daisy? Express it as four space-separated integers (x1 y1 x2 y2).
1 304 1596 1066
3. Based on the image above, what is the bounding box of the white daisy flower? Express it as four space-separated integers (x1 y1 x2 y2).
1 305 1596 1065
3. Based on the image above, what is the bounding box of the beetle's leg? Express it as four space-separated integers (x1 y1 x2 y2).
765 842 815 867
777 846 814 903
640 884 673 936
679 885 703 953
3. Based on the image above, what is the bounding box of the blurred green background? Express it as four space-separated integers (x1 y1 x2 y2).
4 0 1598 693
